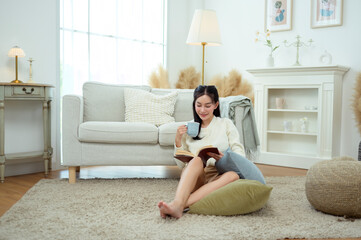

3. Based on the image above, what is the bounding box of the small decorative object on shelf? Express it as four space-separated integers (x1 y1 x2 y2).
283 120 292 132
276 97 285 109
304 105 318 110
27 58 35 83
319 50 332 65
299 117 308 133
283 35 313 66
255 29 279 67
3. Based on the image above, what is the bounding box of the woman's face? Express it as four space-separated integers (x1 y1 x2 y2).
195 94 219 122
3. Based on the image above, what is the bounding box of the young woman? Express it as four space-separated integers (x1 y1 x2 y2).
158 85 246 219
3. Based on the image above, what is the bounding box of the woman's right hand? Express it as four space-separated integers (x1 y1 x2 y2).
175 125 187 147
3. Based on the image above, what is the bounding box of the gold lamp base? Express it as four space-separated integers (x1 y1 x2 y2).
11 80 23 83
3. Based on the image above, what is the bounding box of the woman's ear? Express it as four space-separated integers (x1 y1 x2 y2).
215 101 219 108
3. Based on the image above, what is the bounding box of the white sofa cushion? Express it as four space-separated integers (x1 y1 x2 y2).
83 81 151 122
152 88 194 122
124 88 178 126
78 121 158 144
158 122 187 146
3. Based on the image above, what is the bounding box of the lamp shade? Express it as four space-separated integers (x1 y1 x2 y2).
8 46 25 57
186 9 222 46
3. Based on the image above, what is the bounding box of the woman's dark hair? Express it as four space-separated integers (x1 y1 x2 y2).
192 85 221 140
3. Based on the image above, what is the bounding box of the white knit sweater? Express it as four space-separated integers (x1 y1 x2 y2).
174 116 245 168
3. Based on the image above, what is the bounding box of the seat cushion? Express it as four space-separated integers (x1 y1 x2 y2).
189 179 272 216
78 121 158 144
158 122 187 146
305 156 361 218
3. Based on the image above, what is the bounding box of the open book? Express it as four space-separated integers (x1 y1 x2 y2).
174 145 219 167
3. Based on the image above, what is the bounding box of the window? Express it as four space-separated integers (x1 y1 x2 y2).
60 0 167 95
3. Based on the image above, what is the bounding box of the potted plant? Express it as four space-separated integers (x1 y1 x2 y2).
255 30 279 67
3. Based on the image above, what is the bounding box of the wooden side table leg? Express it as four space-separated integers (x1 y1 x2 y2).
47 100 52 170
43 101 49 176
48 148 53 170
0 162 4 183
0 100 5 183
44 158 49 177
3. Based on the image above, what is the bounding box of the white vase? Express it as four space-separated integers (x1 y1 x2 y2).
266 55 274 67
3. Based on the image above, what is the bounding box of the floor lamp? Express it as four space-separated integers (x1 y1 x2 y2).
186 9 222 85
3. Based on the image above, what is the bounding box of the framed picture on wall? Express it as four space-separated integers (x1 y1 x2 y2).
264 0 292 32
311 0 343 28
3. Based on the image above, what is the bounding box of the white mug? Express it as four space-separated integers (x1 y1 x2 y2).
187 122 200 137
276 98 285 109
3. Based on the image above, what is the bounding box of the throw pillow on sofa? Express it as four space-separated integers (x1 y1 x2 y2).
124 88 178 126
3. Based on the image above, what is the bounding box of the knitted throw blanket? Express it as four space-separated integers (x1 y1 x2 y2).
220 95 260 162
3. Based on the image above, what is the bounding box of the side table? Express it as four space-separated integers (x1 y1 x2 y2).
0 83 54 183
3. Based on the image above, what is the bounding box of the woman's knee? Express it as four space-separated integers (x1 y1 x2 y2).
188 156 203 168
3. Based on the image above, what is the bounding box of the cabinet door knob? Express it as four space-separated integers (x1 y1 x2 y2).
22 87 34 94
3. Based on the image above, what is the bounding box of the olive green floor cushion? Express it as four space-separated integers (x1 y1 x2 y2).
305 156 361 218
188 179 272 216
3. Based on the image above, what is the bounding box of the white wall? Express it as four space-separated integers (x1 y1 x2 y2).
0 0 59 175
167 0 205 86
177 0 361 160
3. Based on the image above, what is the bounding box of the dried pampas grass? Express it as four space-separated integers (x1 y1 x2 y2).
210 69 254 104
176 66 200 89
148 65 170 89
352 73 361 135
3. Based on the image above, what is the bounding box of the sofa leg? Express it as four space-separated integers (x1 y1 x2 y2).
76 166 80 172
69 167 76 184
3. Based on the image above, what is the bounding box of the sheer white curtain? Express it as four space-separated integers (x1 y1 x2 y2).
60 0 167 95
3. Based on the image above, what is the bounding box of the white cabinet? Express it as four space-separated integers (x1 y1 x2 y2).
247 66 349 169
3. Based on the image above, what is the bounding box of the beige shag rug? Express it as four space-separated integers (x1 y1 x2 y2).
0 177 360 240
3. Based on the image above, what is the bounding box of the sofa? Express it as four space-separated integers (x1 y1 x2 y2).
62 81 257 183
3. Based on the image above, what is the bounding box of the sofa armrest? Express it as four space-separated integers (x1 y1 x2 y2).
62 94 84 166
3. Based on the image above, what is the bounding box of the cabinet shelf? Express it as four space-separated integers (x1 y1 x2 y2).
267 130 317 136
268 109 318 113
265 151 318 158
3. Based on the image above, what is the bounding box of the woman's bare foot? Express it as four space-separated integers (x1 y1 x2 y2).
158 201 184 219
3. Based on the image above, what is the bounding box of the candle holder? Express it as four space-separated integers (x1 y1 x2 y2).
283 35 313 66
27 58 35 83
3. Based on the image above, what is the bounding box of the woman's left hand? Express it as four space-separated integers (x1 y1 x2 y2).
207 151 224 161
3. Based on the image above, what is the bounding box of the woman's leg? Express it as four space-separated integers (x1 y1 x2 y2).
186 171 239 207
158 157 204 219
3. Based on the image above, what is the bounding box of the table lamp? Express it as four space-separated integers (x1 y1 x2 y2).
8 46 26 83
186 9 222 85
